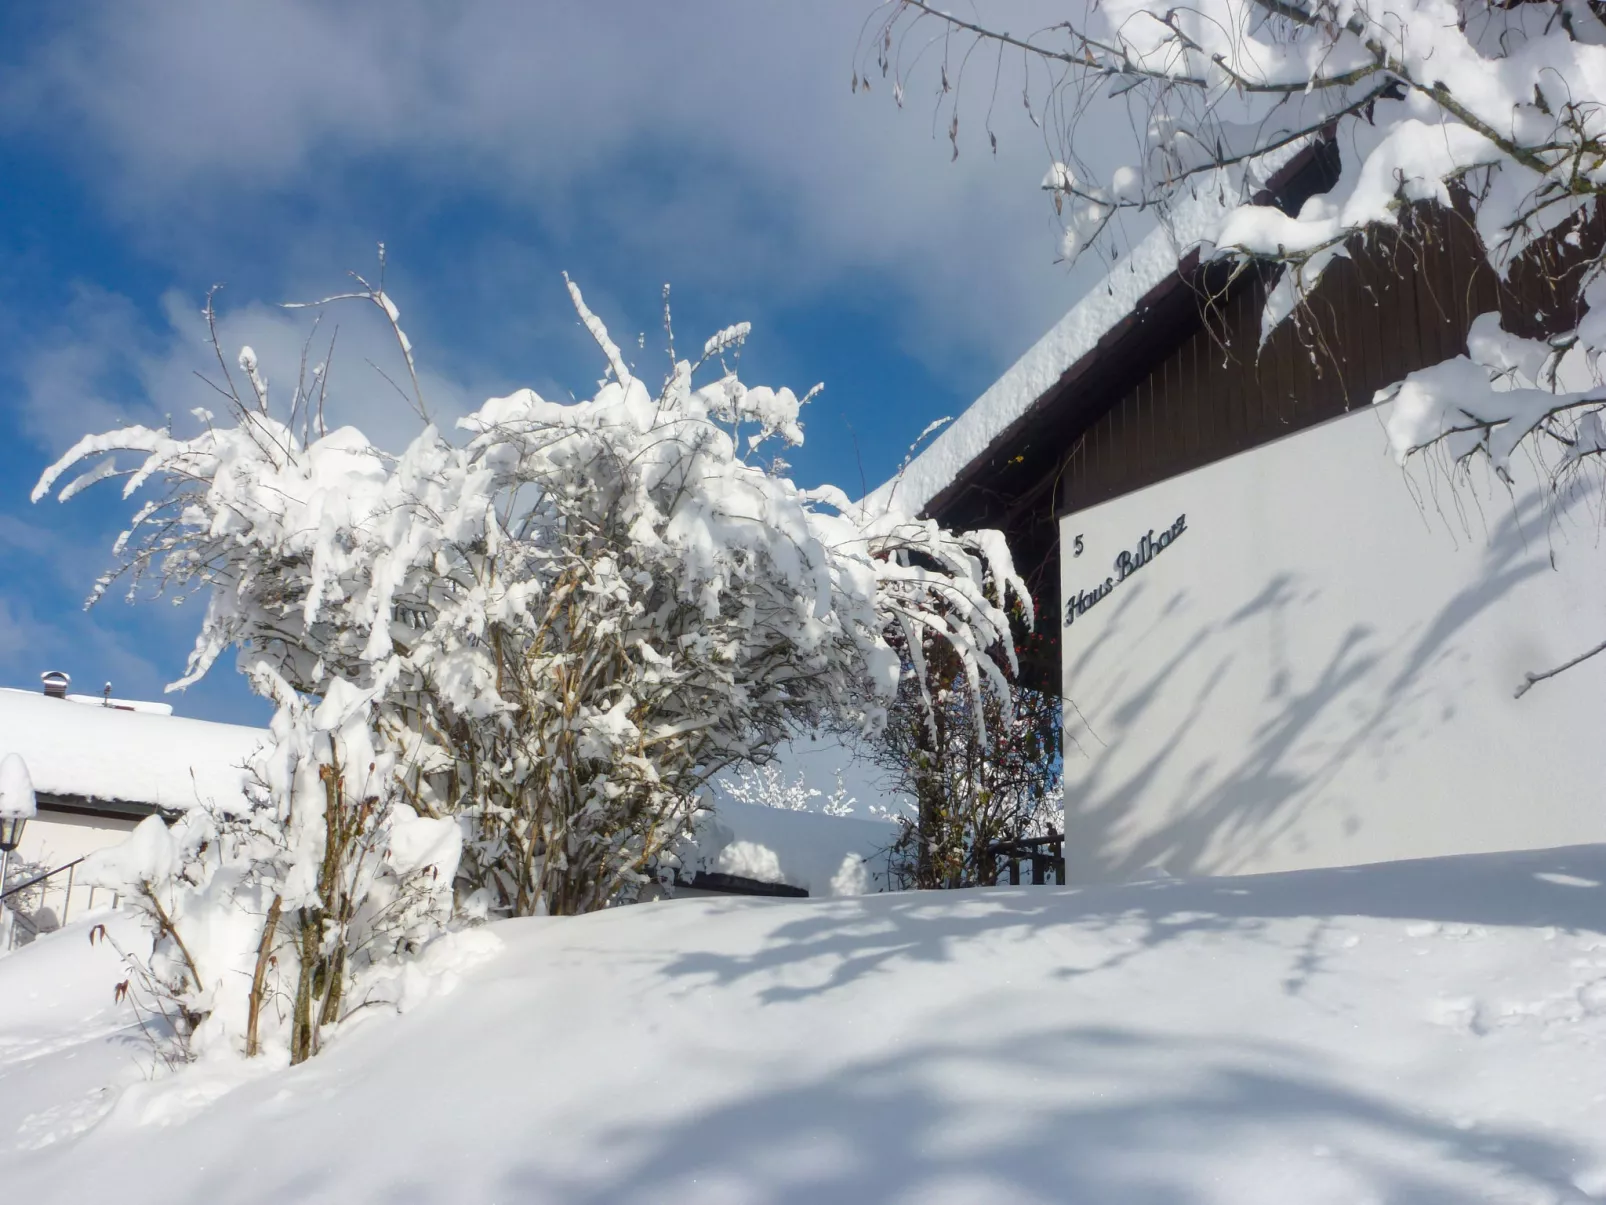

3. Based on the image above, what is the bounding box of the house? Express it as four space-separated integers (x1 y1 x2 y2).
877 144 1606 884
0 675 262 930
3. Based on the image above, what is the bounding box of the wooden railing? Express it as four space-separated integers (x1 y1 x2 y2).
987 832 1066 886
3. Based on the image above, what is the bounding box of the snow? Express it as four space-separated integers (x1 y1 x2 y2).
64 694 174 716
681 800 900 896
0 754 36 819
80 815 176 900
386 805 463 882
3 843 1606 1202
0 688 262 812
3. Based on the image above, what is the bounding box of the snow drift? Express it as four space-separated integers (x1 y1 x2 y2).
1 843 1604 1203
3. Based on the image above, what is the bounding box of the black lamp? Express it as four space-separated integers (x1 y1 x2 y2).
0 753 35 899
0 812 25 854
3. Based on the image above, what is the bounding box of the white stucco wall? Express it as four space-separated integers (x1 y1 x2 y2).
1059 402 1606 884
7 811 139 930
15 810 139 869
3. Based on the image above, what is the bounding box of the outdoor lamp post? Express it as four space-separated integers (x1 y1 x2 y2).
0 752 37 898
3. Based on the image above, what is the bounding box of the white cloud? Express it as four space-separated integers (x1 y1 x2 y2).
16 280 483 458
0 593 166 699
1 3 1151 725
15 285 166 454
4 0 1128 375
0 597 29 663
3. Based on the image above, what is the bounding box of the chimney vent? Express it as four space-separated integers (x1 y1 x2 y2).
41 670 70 699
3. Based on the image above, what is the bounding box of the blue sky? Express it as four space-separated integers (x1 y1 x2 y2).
0 0 1106 725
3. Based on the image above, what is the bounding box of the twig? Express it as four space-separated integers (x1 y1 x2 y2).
245 894 284 1058
1515 636 1606 698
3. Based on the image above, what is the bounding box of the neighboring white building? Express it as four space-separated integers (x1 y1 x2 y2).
883 147 1606 883
0 677 262 927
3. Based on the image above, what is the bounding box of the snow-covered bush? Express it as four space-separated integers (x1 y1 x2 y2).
422 283 1026 914
865 630 1062 889
83 675 458 1064
37 267 1026 1057
867 0 1606 687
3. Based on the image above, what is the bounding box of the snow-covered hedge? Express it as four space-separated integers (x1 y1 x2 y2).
34 273 1026 1062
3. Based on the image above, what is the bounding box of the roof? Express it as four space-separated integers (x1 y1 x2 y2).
60 693 173 716
681 801 898 897
0 688 263 817
868 146 1319 520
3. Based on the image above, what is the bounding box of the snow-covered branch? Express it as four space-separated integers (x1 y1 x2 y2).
866 0 1606 686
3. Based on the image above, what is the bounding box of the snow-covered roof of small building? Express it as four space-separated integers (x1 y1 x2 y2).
682 801 899 897
0 688 263 815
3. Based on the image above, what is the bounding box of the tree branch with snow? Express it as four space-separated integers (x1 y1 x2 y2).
863 0 1606 688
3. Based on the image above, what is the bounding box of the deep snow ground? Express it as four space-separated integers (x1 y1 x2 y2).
2 846 1606 1204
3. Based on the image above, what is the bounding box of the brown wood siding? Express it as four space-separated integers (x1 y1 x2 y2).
1058 210 1512 515
923 174 1600 696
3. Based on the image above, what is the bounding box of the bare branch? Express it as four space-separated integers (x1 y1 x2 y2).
1514 636 1606 697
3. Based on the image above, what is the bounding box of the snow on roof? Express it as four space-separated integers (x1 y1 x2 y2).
868 211 1217 518
684 801 899 897
0 688 264 813
63 693 173 716
869 153 1307 518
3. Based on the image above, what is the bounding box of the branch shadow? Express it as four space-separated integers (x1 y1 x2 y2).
1063 489 1563 883
658 843 1606 1009
491 1019 1594 1205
